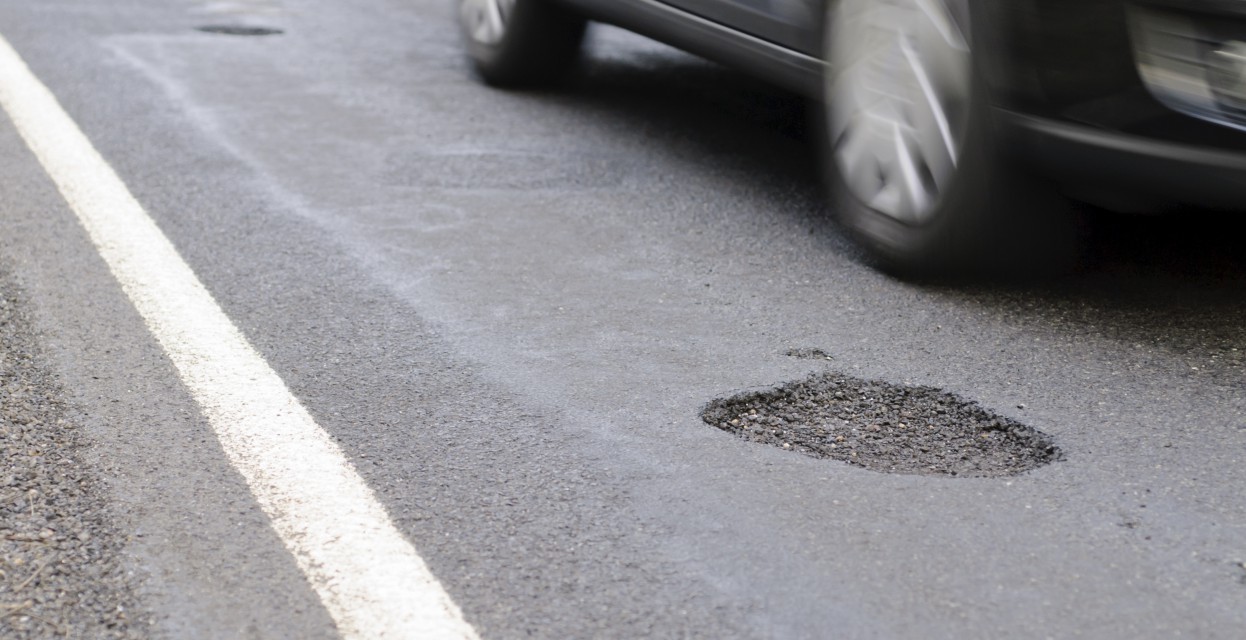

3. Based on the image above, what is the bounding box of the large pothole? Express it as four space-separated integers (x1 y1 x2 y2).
702 372 1060 477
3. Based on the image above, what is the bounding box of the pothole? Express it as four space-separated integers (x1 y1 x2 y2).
196 24 283 36
784 347 833 360
702 372 1061 477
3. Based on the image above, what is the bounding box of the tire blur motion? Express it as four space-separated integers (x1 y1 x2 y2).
458 0 1246 276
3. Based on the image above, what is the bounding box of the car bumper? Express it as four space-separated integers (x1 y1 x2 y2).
1002 110 1246 210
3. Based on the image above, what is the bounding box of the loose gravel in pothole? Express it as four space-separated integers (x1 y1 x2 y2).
703 372 1060 477
0 270 147 638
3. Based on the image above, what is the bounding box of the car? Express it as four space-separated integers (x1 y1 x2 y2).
456 0 1246 275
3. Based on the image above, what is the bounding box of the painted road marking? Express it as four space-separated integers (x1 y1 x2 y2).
0 34 480 640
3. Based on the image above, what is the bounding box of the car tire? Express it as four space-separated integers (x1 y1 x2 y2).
822 0 1078 277
458 0 587 88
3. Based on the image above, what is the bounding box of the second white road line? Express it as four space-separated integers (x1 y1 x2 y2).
0 33 480 640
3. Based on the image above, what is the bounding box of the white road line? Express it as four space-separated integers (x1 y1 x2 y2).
0 34 480 640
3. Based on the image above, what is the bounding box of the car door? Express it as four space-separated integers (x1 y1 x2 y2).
660 0 822 56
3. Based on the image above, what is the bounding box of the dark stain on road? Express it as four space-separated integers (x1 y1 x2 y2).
703 372 1060 477
196 25 283 37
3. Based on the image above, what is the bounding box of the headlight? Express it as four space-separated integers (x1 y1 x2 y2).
1129 6 1246 130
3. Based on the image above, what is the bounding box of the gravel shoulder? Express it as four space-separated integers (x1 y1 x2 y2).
0 264 148 639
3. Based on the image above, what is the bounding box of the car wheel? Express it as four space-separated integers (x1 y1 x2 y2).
458 0 587 88
823 0 1074 276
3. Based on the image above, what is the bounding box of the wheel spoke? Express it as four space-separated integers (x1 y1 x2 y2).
914 0 968 50
892 123 930 220
829 7 901 74
484 0 506 42
836 117 885 205
900 37 957 168
485 0 505 36
460 0 510 45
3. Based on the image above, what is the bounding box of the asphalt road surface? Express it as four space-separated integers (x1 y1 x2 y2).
1 0 1245 638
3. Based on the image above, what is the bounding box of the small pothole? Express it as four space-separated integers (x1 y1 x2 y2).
785 347 833 360
702 372 1061 477
196 25 283 36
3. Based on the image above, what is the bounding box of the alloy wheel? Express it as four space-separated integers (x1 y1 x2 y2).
827 0 973 224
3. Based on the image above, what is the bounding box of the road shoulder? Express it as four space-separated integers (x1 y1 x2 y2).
0 263 149 639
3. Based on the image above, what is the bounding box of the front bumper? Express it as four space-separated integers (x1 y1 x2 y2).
984 0 1246 208
1003 110 1246 209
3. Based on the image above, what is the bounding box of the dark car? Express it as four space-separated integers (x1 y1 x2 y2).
457 0 1246 274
